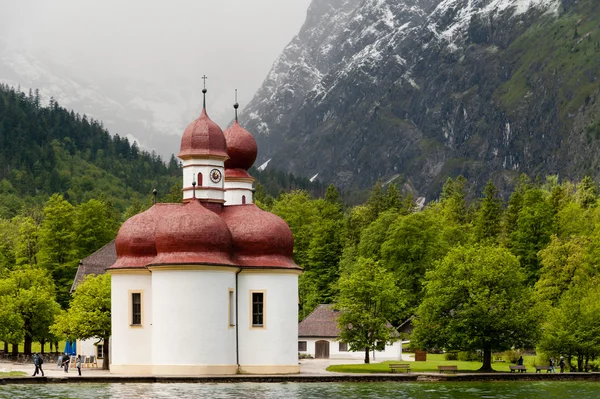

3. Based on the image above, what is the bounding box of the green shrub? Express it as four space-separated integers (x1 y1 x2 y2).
504 349 524 363
458 351 481 362
445 352 458 361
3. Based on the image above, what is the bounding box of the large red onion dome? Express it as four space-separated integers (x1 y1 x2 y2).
152 200 235 266
110 203 181 269
178 108 229 159
223 120 257 170
221 204 300 269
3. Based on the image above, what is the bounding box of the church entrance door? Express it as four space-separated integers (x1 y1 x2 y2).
315 340 330 359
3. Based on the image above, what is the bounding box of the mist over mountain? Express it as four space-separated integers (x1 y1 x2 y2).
0 40 212 160
242 0 600 199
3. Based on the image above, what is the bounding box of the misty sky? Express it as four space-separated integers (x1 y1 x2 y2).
0 0 311 129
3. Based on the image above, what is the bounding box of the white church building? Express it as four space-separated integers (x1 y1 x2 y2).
107 88 301 375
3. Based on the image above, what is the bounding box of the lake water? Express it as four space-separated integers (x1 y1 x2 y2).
0 381 597 398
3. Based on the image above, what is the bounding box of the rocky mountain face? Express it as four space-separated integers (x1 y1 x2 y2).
242 0 600 199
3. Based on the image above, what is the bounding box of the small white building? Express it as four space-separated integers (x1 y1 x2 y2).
107 91 301 375
298 304 402 361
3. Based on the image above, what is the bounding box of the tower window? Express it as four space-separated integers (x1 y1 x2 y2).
197 172 203 187
131 292 142 326
229 289 235 327
242 195 246 205
251 291 265 328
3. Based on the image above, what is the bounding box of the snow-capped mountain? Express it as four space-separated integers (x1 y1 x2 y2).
241 0 598 198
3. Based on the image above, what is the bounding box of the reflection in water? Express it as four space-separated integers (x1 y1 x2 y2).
0 382 599 399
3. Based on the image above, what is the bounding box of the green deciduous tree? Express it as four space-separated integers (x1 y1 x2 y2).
535 235 589 305
37 194 79 307
380 210 446 320
73 198 119 258
413 245 541 371
0 268 61 355
538 279 600 371
335 257 404 364
52 273 111 370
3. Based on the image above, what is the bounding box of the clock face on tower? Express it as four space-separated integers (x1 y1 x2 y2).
210 168 222 183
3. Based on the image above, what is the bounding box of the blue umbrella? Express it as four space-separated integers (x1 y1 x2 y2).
63 340 76 355
63 341 71 354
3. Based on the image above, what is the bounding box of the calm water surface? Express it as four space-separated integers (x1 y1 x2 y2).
0 382 597 398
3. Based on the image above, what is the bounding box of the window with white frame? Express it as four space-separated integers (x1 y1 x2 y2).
251 291 265 327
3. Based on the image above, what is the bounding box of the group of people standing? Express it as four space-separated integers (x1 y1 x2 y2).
549 356 567 373
31 353 82 377
60 353 83 376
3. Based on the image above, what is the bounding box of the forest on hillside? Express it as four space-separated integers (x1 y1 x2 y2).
262 175 600 370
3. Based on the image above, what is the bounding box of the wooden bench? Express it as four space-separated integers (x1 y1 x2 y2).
535 365 552 373
509 365 527 373
438 365 458 373
389 363 411 373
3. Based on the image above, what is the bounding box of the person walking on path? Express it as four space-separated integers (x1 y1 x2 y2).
559 356 566 373
62 353 70 373
37 353 44 376
549 357 556 373
31 353 39 376
76 355 82 376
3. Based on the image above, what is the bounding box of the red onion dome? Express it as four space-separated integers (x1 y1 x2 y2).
221 204 300 269
223 121 257 170
178 108 229 159
110 204 181 269
152 200 235 266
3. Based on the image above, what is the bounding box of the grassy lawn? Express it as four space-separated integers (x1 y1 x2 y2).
326 354 544 373
0 371 27 377
6 341 67 354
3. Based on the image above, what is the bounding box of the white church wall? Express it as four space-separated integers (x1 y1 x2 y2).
110 272 153 374
150 267 238 375
237 271 300 374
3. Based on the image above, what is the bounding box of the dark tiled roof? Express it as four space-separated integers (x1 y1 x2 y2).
298 304 340 338
70 240 116 292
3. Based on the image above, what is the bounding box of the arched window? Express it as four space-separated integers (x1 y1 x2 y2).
197 172 203 187
242 195 246 205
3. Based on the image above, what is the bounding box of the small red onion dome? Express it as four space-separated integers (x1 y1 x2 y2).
152 200 235 266
221 204 300 269
223 121 257 170
110 204 182 269
178 108 229 159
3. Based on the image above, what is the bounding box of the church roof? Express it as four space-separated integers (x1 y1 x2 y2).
70 240 116 292
223 120 257 170
298 304 340 338
178 108 229 160
110 87 300 272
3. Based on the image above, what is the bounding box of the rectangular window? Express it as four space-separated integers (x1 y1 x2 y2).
339 342 348 352
252 292 264 327
97 344 104 359
298 341 307 351
229 289 235 327
131 292 142 326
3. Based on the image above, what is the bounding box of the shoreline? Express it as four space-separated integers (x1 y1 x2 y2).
3 372 600 385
